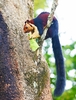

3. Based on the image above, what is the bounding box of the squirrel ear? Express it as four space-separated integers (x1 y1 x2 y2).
25 20 30 24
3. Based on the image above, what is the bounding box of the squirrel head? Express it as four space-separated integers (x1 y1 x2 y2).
23 20 40 39
23 20 34 33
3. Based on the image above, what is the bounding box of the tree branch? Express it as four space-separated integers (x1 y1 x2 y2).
41 0 58 40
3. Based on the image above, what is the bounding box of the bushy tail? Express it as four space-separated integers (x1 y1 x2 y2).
52 35 66 97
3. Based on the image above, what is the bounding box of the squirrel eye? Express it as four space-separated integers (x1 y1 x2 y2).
25 27 28 29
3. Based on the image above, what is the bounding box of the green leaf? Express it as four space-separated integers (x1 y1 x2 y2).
29 39 39 51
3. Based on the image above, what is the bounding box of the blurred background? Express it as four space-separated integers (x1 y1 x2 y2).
34 0 76 100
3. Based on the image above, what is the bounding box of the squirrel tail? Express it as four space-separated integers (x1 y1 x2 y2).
52 35 66 97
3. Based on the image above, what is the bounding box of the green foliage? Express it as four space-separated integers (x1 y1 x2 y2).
47 41 76 100
44 41 76 100
44 53 51 67
34 0 47 11
53 86 76 100
34 0 48 16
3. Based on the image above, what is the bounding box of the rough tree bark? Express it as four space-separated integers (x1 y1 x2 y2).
0 0 52 100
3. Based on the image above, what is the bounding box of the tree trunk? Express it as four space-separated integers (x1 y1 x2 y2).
0 0 52 100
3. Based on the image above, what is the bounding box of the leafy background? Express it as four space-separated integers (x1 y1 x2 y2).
34 0 76 100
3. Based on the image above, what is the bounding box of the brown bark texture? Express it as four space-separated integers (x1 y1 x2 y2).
0 0 52 100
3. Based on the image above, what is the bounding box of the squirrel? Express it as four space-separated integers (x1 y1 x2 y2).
23 12 66 97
